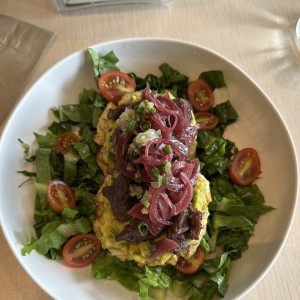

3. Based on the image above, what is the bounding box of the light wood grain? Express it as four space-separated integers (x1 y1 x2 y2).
1 0 300 299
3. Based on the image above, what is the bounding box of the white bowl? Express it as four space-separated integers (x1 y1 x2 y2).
0 38 298 300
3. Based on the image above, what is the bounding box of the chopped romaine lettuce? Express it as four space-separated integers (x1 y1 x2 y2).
20 88 105 258
128 63 189 98
199 70 226 90
87 48 120 79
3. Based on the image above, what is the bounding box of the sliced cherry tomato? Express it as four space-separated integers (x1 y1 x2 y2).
98 70 136 105
175 246 205 274
62 234 101 268
187 79 214 112
194 111 219 130
229 148 261 186
47 180 76 212
55 132 80 155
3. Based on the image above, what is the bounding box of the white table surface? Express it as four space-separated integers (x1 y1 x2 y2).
1 0 300 299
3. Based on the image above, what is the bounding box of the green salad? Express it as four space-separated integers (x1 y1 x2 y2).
20 48 274 300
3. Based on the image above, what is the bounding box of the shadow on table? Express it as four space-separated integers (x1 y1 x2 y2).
264 16 300 90
243 6 300 90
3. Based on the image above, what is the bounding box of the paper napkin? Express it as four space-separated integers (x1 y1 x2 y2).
0 14 55 125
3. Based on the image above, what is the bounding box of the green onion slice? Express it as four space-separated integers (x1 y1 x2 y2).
138 221 148 237
140 121 151 132
127 119 137 132
140 197 150 208
161 160 171 173
163 145 172 154
135 170 142 183
151 167 160 179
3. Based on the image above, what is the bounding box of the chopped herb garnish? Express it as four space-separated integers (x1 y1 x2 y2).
134 105 144 114
160 160 171 174
128 147 140 159
140 121 151 132
157 175 163 187
134 170 142 183
157 175 169 187
140 197 150 208
142 100 156 114
138 221 148 237
127 119 137 132
151 167 160 179
163 145 172 154
162 176 169 186
148 241 156 252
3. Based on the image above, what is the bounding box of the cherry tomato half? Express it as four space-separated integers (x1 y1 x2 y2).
194 111 219 130
175 246 205 274
55 132 80 155
62 234 101 268
187 79 214 112
229 148 261 186
98 70 136 105
47 180 76 212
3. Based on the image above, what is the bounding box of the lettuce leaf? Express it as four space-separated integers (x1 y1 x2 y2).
92 251 141 292
22 217 92 257
87 48 120 79
53 89 106 127
92 251 172 300
199 70 226 90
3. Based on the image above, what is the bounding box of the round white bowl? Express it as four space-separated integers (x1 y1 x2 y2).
0 38 298 300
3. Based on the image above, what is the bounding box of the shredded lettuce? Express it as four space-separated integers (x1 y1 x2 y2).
128 63 189 98
92 250 141 292
53 89 106 127
199 70 226 90
22 217 92 257
20 88 106 258
92 251 171 300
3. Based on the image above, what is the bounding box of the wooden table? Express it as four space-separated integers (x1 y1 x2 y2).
1 0 300 299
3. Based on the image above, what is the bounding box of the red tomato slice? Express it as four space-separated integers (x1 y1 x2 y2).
175 246 205 274
194 111 219 130
229 148 261 186
98 70 136 105
55 132 80 155
62 234 101 268
187 79 214 112
47 180 76 212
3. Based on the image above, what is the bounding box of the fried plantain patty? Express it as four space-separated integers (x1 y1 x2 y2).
93 173 211 266
93 91 212 266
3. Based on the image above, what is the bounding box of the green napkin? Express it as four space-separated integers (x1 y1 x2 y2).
0 14 55 125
